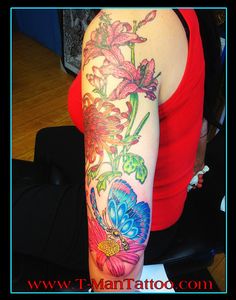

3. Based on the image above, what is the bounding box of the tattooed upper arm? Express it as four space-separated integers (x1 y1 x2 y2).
82 9 160 291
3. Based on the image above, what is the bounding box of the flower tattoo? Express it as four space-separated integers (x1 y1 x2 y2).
83 93 131 164
88 217 145 277
83 15 146 66
102 58 160 101
83 10 160 193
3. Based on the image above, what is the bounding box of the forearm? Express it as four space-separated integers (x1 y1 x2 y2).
194 118 208 174
86 173 155 292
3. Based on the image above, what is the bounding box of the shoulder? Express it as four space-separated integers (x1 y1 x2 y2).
82 9 188 70
83 9 185 43
81 9 188 68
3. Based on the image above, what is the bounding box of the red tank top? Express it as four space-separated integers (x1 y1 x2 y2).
68 9 205 231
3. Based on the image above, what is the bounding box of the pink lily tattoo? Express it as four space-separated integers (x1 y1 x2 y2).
83 10 160 193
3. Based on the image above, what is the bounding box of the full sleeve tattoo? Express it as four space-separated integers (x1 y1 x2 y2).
82 10 160 279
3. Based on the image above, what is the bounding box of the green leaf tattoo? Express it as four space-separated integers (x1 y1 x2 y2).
87 165 101 186
135 164 148 184
123 153 148 183
97 171 122 195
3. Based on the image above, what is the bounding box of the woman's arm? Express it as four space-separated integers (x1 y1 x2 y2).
190 118 208 190
194 118 208 175
82 9 160 292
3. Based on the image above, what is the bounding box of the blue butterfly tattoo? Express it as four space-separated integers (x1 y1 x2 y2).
90 179 150 251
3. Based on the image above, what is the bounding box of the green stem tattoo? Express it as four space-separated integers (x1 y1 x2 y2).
125 93 139 138
124 20 139 141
